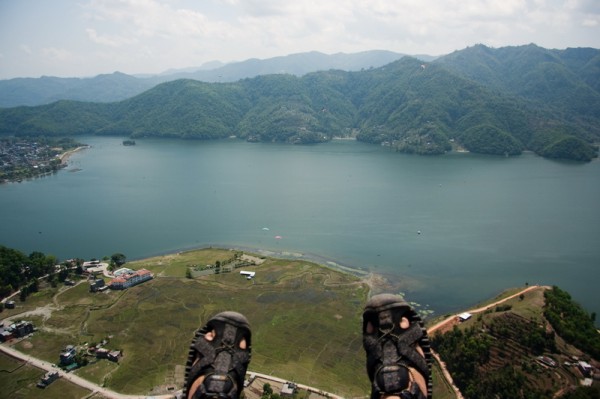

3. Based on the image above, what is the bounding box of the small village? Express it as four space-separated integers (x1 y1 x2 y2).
0 257 156 388
0 137 82 183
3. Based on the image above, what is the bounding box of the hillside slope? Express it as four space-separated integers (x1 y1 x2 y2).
436 44 600 144
0 45 598 161
0 50 411 107
431 286 600 398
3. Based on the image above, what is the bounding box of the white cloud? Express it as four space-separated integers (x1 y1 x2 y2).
78 0 600 63
1 0 599 78
84 0 211 39
42 47 72 61
86 28 137 47
85 28 135 47
20 44 33 55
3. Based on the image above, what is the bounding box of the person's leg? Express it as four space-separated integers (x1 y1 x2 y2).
184 311 252 399
363 294 432 399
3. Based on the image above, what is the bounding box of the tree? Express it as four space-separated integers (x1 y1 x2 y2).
48 274 58 288
262 383 273 397
29 279 38 293
74 350 89 367
186 269 193 279
111 253 127 267
215 260 221 275
58 266 69 282
19 287 28 302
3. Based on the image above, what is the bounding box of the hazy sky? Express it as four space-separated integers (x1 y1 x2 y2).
1 0 599 79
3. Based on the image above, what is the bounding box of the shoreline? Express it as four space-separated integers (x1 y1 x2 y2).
59 145 89 163
134 243 386 294
137 243 371 277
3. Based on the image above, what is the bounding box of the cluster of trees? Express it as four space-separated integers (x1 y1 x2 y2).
560 387 600 399
544 286 600 359
0 45 598 161
431 326 493 394
431 311 560 399
0 246 57 300
488 313 557 356
0 245 128 303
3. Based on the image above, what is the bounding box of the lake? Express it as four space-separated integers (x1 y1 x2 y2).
1 136 599 320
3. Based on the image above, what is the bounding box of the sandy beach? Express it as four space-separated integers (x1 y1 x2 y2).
59 145 89 163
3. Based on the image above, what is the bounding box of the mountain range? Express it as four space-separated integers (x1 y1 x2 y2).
0 50 414 107
0 44 598 161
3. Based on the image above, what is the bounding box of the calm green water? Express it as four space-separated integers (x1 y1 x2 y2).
1 136 599 319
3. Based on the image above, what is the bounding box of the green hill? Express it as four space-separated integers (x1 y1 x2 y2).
0 45 598 161
431 286 600 398
0 51 411 108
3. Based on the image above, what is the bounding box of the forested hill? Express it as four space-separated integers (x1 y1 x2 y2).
0 45 599 161
0 50 410 107
435 44 600 143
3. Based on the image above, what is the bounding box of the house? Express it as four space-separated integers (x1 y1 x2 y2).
108 350 122 362
0 321 34 341
281 382 297 397
240 271 256 280
537 356 557 368
0 330 14 342
37 371 59 388
578 361 594 378
108 269 153 290
82 260 101 273
14 321 34 337
96 348 109 359
60 345 76 365
458 312 472 322
90 278 105 292
244 373 256 387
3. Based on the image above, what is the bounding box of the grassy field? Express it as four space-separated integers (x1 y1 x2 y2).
3 249 373 397
431 362 456 399
0 352 91 399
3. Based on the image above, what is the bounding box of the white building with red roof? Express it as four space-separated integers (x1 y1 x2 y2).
108 268 153 290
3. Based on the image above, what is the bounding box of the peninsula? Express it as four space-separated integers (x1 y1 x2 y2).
0 137 85 184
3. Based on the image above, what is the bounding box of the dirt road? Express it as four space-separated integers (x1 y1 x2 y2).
1 284 547 399
426 285 549 399
0 344 170 399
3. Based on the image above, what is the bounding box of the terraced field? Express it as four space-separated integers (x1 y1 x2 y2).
431 287 592 397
